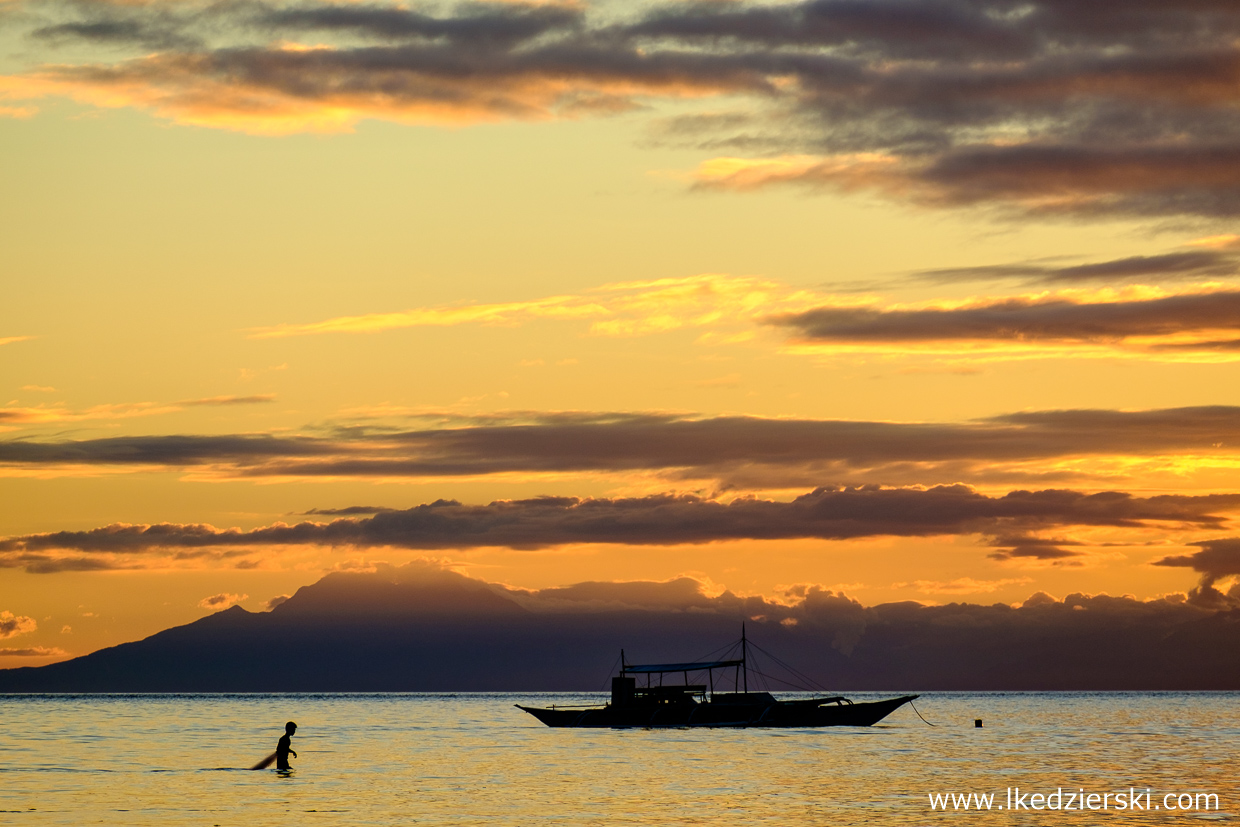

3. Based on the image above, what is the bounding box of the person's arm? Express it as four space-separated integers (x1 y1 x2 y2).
291 749 297 758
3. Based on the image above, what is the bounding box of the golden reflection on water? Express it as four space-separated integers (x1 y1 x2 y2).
1 693 1235 825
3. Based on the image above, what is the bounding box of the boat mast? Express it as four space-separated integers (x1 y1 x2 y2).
742 622 748 694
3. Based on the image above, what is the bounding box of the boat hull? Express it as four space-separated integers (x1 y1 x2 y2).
516 694 918 728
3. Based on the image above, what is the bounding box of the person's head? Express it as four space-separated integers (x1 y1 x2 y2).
285 721 297 735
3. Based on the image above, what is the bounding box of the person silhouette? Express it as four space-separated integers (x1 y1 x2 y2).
276 721 298 770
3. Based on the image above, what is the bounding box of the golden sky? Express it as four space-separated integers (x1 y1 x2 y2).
4 0 1240 665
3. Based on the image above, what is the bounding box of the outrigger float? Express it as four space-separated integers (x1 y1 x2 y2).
517 627 917 728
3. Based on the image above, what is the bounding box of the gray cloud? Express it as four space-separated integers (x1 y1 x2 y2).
914 250 1240 286
0 646 68 658
770 290 1240 344
180 395 276 406
14 0 1240 217
986 534 1086 562
1 486 1236 569
1153 537 1240 608
4 406 1240 484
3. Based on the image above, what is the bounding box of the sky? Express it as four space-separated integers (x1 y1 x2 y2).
3 0 1240 666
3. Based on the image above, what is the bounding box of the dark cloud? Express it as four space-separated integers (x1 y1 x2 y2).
914 250 1240 286
14 0 1240 216
1155 537 1240 579
302 506 398 515
987 535 1085 561
0 433 334 465
4 406 1240 484
180 395 276 406
1152 537 1240 608
0 554 132 574
770 290 1240 343
0 646 68 658
1 486 1236 567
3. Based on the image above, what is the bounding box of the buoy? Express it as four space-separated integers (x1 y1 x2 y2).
975 719 983 728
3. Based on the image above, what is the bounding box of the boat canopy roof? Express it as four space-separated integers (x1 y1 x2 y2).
623 659 743 674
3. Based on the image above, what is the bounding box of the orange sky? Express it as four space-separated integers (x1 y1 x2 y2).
3 0 1240 665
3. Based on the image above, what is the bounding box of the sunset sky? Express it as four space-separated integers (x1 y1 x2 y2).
4 0 1240 665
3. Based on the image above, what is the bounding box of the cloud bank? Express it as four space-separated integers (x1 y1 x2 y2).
8 0 1240 217
1 486 1236 571
769 289 1240 352
4 406 1240 486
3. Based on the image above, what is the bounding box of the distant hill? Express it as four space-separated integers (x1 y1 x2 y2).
2 565 1238 691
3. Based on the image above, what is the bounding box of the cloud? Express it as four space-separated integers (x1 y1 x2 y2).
768 289 1240 355
0 611 36 639
0 336 33 346
1 486 1235 570
198 592 248 610
913 249 1240 286
1155 537 1240 579
1152 537 1240 608
4 405 1240 486
248 274 807 339
6 0 1240 216
986 534 1086 562
0 397 273 426
510 576 724 611
0 646 67 657
893 577 1033 595
180 395 276 406
693 145 1240 218
265 594 291 610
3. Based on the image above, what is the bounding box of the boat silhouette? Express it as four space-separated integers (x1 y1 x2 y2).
517 626 918 728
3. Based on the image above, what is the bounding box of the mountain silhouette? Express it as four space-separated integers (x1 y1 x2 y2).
2 566 1238 691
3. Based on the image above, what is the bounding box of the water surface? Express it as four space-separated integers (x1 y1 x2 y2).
1 692 1235 825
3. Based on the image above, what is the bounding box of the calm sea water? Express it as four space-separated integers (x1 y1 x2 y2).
1 692 1235 825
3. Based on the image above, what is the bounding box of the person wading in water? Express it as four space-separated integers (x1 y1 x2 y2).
276 721 298 770
250 721 298 770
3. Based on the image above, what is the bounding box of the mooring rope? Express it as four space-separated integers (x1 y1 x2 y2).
908 699 938 727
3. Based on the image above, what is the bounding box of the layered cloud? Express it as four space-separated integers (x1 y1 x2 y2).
238 273 1240 362
1 485 1236 572
912 246 1240 287
4 405 1240 487
769 288 1240 359
8 0 1240 217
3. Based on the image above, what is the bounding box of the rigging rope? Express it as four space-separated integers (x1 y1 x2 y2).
597 651 622 691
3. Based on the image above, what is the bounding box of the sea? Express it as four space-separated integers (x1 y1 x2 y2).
1 692 1235 825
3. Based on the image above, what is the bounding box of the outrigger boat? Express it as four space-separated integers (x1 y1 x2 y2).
517 627 918 728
